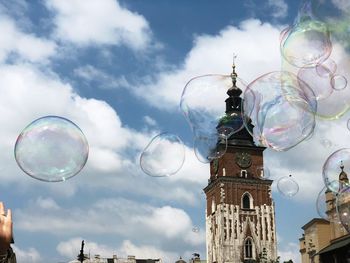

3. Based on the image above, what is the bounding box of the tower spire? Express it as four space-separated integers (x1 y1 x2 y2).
227 53 242 98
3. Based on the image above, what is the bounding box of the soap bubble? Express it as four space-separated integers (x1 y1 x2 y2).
193 132 227 163
280 19 331 68
316 183 342 223
217 112 244 139
256 166 270 180
277 175 299 197
180 74 246 139
297 66 334 100
140 133 185 177
321 139 332 148
336 186 350 233
243 71 317 151
347 119 350 131
14 116 89 182
192 226 200 233
331 75 347 91
323 149 350 193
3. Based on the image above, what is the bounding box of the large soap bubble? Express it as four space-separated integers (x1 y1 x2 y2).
180 74 246 139
15 116 89 182
277 175 299 197
243 71 317 151
336 186 350 233
322 149 350 193
280 1 332 68
140 132 185 177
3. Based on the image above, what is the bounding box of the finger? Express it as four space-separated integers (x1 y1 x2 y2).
0 202 4 216
6 209 11 222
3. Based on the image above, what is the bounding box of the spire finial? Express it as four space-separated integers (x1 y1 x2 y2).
341 160 344 171
231 53 238 88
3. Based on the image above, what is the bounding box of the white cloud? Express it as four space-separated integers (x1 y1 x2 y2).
138 19 283 111
45 0 152 50
74 65 130 90
57 238 179 262
0 16 56 63
12 245 43 263
143 116 158 127
278 242 301 263
16 197 204 253
268 0 288 19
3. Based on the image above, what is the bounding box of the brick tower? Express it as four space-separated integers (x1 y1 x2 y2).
204 63 277 263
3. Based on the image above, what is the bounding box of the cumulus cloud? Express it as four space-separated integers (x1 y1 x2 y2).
12 245 43 263
278 242 301 263
57 238 179 262
0 16 56 63
45 0 152 50
137 19 283 111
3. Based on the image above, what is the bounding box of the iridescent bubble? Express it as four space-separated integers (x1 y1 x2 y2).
336 186 350 233
297 65 334 100
256 166 271 180
277 175 299 197
316 183 342 223
331 75 347 91
180 74 246 138
243 71 317 151
217 112 244 139
193 132 227 163
280 18 332 68
192 226 200 233
14 116 89 182
347 119 350 131
316 59 337 77
323 149 350 193
140 132 185 177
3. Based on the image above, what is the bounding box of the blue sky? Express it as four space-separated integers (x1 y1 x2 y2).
1 0 350 262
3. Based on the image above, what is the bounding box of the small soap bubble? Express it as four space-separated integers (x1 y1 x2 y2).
192 226 200 233
14 116 89 182
256 166 271 180
336 186 350 233
140 132 185 177
331 75 347 91
277 175 299 197
193 133 227 163
243 71 317 151
316 183 342 223
347 119 350 131
321 139 332 148
323 149 350 193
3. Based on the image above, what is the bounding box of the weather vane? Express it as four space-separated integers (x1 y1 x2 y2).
231 53 238 88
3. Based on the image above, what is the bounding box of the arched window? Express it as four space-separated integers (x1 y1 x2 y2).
211 198 216 213
245 238 253 259
243 194 250 209
242 192 253 209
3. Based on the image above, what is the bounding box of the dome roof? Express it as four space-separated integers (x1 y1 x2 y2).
175 257 186 263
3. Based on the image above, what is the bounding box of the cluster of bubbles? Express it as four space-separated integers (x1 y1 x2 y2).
15 116 89 182
140 132 185 177
280 0 350 120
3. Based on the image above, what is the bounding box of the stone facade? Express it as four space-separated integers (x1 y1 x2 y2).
204 145 277 263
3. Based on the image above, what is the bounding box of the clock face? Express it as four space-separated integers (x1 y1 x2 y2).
235 152 252 168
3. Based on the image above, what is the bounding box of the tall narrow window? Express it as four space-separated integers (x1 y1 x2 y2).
243 194 250 209
245 238 253 258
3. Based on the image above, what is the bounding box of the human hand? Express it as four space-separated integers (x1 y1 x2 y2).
0 202 12 255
